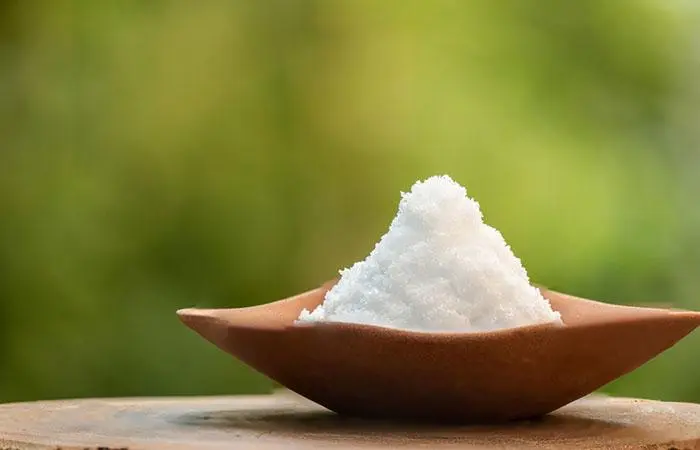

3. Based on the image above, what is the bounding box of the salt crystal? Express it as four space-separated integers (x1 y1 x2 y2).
297 175 562 332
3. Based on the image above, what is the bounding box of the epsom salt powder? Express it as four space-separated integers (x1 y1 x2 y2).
297 175 562 332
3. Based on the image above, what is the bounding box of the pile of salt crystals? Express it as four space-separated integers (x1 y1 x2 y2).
297 175 562 332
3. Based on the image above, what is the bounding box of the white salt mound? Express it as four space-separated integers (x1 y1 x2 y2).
297 175 562 332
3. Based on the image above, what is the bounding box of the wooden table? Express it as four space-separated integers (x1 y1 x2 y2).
0 392 699 449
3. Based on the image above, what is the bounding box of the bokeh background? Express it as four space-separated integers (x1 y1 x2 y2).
2 1 700 404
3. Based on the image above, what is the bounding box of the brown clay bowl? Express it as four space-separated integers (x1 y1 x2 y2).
177 282 700 423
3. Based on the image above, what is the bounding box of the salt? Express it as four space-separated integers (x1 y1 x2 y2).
298 175 562 332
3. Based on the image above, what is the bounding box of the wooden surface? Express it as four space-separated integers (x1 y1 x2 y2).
0 392 699 449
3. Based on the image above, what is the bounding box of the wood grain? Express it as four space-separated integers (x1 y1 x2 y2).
0 393 699 449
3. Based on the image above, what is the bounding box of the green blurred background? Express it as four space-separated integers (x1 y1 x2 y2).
1 0 700 404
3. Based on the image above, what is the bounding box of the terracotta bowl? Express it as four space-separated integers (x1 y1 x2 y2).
178 283 700 422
